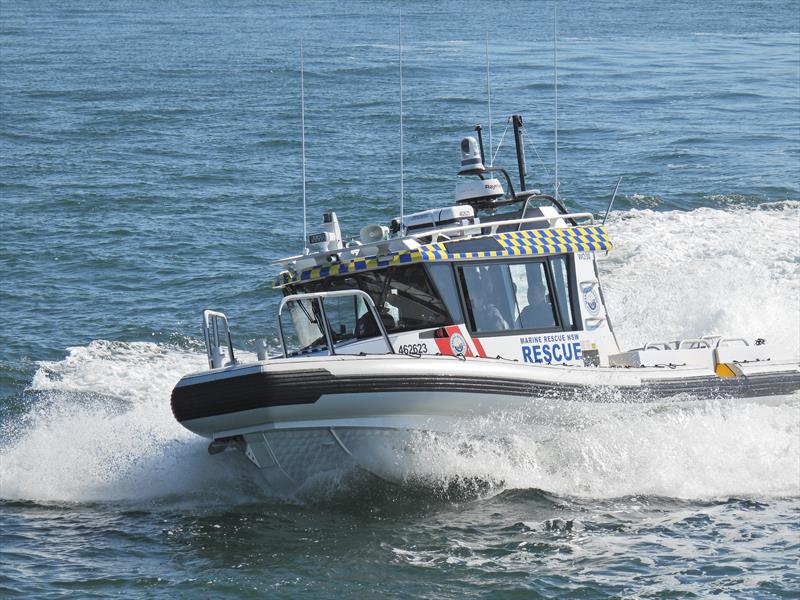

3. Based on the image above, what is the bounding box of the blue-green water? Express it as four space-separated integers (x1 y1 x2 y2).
1 1 799 597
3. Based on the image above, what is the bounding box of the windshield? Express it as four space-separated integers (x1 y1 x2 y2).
280 298 328 354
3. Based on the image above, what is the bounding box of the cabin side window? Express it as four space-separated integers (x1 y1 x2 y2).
457 256 579 335
550 255 576 329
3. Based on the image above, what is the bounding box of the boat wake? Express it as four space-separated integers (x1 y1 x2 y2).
395 398 800 500
1 204 798 506
2 339 797 507
0 341 268 506
601 201 799 352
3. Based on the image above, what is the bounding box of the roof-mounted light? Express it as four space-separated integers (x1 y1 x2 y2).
458 136 486 175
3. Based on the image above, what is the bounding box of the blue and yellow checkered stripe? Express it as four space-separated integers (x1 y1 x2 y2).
495 225 610 256
274 225 611 287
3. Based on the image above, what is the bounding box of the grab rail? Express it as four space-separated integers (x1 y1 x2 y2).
641 337 752 353
405 212 596 244
642 338 715 351
718 337 749 347
643 340 674 351
702 335 749 348
277 289 395 358
678 338 712 350
202 309 235 369
272 212 598 266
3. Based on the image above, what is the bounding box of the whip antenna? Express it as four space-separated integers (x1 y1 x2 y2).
300 41 308 253
554 2 559 201
399 7 405 231
602 177 623 225
486 31 493 165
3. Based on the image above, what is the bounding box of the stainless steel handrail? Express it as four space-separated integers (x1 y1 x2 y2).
642 338 715 351
202 309 235 369
717 337 749 347
702 335 749 348
643 341 675 351
277 289 395 358
405 212 597 244
272 212 599 266
677 338 712 350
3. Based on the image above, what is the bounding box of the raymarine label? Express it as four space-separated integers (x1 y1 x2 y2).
520 332 582 364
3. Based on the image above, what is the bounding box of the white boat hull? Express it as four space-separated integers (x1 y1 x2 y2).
172 354 800 493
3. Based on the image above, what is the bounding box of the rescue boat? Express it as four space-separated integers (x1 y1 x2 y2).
171 115 800 493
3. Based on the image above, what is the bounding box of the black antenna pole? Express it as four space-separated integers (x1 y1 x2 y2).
512 114 526 191
474 124 486 166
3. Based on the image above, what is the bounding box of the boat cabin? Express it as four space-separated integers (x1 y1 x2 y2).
273 209 617 366
270 115 619 366
193 115 785 378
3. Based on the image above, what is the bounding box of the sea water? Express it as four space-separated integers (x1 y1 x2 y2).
1 1 799 597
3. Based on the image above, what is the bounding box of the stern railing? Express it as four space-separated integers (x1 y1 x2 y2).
202 309 235 369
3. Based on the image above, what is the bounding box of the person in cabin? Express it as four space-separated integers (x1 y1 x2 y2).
468 267 510 331
518 271 556 329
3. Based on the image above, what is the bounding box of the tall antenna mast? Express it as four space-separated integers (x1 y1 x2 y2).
486 31 493 165
399 7 405 230
300 40 308 253
554 2 559 201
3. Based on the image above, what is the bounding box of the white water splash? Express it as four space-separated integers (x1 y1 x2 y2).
601 201 800 354
1 204 798 504
0 340 261 504
406 201 800 499
400 398 800 499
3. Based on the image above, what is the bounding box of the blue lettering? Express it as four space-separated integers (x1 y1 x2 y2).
522 346 533 363
542 345 552 363
532 345 543 363
525 342 584 364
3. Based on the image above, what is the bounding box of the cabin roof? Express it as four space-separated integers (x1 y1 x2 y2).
273 224 612 288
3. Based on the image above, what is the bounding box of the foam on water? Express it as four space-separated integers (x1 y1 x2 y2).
0 340 262 504
601 201 800 354
402 398 800 499
1 204 798 505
